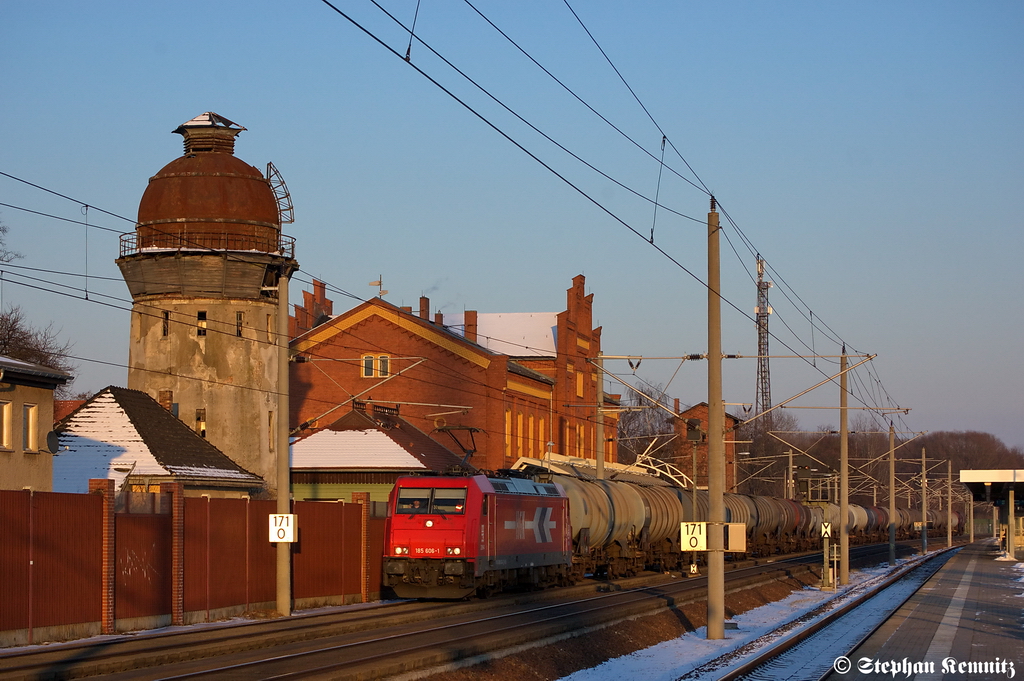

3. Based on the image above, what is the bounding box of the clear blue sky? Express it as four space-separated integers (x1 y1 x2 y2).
2 2 1022 449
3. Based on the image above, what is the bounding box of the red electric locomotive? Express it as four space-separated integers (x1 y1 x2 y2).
383 474 573 598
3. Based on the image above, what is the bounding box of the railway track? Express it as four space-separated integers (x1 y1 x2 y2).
681 546 960 681
0 542 927 681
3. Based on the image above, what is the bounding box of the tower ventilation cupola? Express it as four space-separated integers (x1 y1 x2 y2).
174 112 246 156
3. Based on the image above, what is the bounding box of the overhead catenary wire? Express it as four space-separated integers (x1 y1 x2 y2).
3 3 913 431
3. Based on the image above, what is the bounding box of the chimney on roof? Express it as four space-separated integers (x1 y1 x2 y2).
465 310 478 343
419 296 430 320
674 398 680 416
159 390 174 411
401 306 412 313
434 311 444 325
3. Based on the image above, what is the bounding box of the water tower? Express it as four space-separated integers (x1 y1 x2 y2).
116 112 297 495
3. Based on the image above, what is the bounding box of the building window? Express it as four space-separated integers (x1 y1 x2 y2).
361 355 391 377
0 401 10 449
268 411 275 453
505 409 512 462
197 311 207 336
162 310 169 337
236 311 244 337
517 412 524 458
195 408 207 438
528 414 535 457
23 404 38 452
576 371 584 398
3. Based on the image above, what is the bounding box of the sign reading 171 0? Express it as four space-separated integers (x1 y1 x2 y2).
681 522 707 551
269 514 297 543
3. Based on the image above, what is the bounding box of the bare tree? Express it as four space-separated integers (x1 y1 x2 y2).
736 409 800 496
0 217 23 263
616 383 678 465
0 305 76 396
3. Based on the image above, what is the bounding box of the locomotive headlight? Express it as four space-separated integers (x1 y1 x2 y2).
394 546 408 555
425 520 434 528
446 547 462 556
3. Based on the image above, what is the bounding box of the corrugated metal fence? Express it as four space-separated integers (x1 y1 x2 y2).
0 486 385 647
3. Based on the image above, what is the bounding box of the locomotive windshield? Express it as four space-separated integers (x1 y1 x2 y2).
396 487 467 515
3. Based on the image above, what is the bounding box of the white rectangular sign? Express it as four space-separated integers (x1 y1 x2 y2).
269 513 297 543
821 522 832 538
681 522 707 551
725 523 747 552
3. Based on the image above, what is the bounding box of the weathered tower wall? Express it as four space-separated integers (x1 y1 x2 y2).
117 113 296 496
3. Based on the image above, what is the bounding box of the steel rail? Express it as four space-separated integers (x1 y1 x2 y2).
716 546 961 681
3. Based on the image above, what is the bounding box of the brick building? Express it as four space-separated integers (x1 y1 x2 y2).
674 402 742 492
289 275 618 472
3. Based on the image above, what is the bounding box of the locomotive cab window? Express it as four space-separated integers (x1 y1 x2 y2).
432 488 467 515
395 487 467 515
397 489 431 514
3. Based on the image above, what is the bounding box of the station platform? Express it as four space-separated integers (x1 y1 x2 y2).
830 540 1024 679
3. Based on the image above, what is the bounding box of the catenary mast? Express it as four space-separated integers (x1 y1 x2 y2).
754 255 773 426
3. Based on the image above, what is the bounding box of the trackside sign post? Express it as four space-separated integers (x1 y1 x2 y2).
682 522 707 551
270 514 297 543
681 522 746 552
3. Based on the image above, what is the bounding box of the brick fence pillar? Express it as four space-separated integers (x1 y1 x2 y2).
88 479 115 634
160 482 185 626
351 492 370 603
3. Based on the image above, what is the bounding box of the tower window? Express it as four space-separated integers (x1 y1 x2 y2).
236 311 244 337
162 311 169 337
195 408 207 438
197 311 207 336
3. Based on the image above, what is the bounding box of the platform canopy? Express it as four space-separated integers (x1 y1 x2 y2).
959 469 1024 503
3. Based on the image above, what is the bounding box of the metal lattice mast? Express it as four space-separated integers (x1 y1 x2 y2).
754 256 773 427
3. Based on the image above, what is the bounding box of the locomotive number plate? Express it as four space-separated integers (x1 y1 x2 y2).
413 547 441 555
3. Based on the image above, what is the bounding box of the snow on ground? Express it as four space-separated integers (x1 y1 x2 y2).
557 559 916 681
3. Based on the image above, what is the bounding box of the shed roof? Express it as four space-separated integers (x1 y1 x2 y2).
53 386 262 493
0 354 72 388
291 406 468 473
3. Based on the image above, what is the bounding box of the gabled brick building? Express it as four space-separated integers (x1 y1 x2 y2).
674 402 742 492
289 276 618 472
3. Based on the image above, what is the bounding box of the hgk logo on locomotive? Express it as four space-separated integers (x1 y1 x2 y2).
504 507 557 542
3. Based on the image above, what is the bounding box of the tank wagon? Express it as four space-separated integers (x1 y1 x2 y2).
382 456 959 598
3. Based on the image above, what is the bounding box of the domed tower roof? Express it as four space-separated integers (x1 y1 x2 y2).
135 112 281 253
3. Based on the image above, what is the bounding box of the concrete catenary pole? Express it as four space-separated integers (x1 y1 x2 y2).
1009 480 1017 559
968 499 974 543
921 447 928 555
888 423 896 566
596 352 604 481
839 350 849 585
706 197 725 640
277 272 292 617
947 460 953 548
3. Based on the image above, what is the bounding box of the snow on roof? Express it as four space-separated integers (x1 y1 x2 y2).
442 312 557 356
53 392 169 493
290 429 427 470
53 388 261 493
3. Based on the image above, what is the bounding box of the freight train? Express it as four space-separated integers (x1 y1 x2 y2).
382 455 963 598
